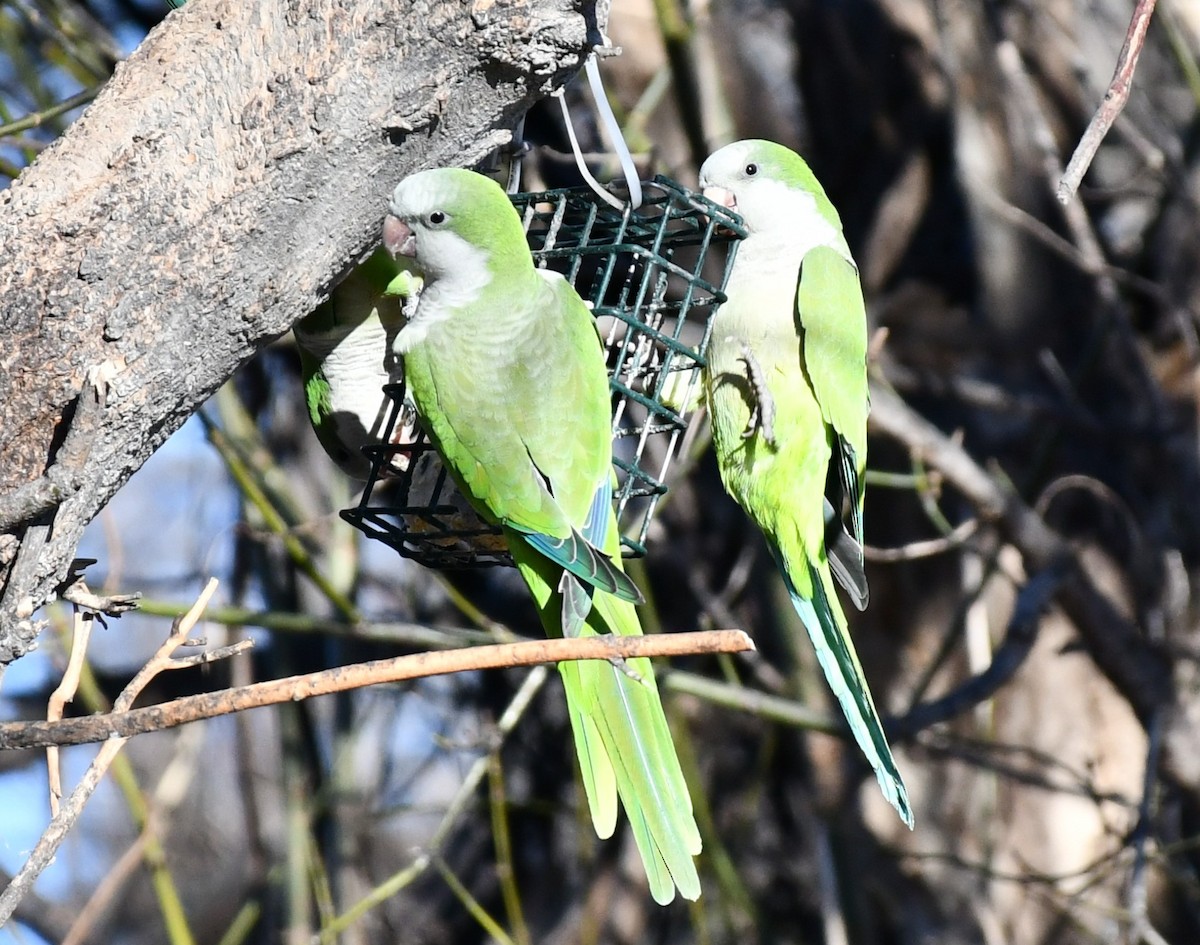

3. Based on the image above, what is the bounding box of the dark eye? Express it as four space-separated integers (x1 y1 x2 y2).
428 210 446 225
744 163 758 176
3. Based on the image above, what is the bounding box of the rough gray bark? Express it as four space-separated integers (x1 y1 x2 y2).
0 0 595 663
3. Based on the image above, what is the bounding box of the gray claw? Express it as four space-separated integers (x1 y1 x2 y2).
738 344 776 447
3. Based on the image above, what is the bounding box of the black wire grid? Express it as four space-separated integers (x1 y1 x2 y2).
341 176 746 568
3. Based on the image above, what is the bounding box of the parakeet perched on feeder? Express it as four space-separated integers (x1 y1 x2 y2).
294 248 416 481
294 249 503 553
382 167 702 903
698 139 912 827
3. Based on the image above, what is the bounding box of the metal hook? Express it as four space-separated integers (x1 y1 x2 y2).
505 116 527 194
554 48 643 211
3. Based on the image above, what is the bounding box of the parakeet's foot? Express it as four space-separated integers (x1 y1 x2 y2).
608 655 648 685
738 344 777 447
396 401 419 438
380 401 421 475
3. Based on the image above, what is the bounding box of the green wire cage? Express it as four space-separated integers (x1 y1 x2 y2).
341 176 746 568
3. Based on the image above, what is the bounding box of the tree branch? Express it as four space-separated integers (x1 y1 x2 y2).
0 629 754 751
0 0 598 659
1057 0 1159 203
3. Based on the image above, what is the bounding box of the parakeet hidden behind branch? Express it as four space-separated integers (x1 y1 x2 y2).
381 167 703 904
698 139 913 828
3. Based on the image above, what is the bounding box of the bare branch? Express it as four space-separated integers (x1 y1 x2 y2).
0 629 755 751
0 579 220 928
1058 0 1159 203
864 519 979 563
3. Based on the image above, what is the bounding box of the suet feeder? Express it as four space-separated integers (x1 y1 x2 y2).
341 177 746 568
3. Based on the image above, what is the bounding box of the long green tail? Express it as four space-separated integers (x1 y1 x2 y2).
511 541 702 904
777 546 913 827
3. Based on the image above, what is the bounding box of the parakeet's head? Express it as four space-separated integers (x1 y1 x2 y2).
382 168 528 280
698 139 842 237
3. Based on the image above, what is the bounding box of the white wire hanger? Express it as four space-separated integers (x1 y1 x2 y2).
505 15 641 210
504 34 643 209
554 47 642 211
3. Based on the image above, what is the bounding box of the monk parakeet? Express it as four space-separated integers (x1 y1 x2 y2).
294 249 504 553
698 140 912 827
294 248 416 480
382 167 702 903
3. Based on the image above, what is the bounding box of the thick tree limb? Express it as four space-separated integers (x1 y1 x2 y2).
0 0 599 658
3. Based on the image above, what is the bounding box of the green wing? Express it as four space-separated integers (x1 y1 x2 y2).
797 243 870 606
510 512 702 905
401 272 640 602
511 279 644 603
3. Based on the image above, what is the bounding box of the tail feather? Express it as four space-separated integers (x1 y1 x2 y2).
557 632 701 904
513 536 702 903
777 550 913 827
824 496 868 610
589 592 702 901
580 642 700 901
559 658 618 838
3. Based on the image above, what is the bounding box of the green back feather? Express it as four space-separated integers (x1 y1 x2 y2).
798 243 869 547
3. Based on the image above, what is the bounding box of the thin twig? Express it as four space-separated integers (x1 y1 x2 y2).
864 519 979 562
1127 711 1170 945
46 611 93 815
60 578 141 618
0 630 755 751
488 752 530 945
134 597 504 649
63 829 152 945
318 667 549 941
0 87 99 140
973 180 1167 303
1058 0 1159 203
432 854 516 945
64 703 206 945
918 733 1136 807
203 384 368 629
665 670 841 735
993 21 1167 421
0 580 221 929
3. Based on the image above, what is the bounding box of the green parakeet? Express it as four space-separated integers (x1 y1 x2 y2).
381 168 702 903
698 139 912 827
294 249 504 553
294 248 416 481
